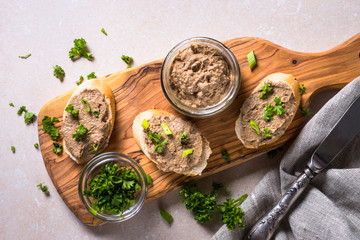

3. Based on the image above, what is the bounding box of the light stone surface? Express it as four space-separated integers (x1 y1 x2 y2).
0 1 359 239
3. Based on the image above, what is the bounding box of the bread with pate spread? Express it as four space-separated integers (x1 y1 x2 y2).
235 73 301 148
133 109 211 175
61 79 115 164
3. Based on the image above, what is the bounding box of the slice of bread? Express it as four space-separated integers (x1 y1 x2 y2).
62 79 115 164
133 109 211 175
235 73 301 148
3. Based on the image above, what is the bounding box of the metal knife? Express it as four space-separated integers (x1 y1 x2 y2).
246 94 360 240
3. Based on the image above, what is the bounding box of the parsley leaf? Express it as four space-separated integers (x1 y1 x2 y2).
267 147 283 159
299 84 306 95
24 111 36 124
17 106 26 115
274 97 286 116
147 132 168 153
53 65 65 80
154 140 169 154
263 104 275 122
9 103 14 107
263 128 272 139
11 146 15 153
179 184 219 223
259 81 273 99
160 209 173 224
180 183 248 230
93 111 100 118
65 104 79 118
76 75 84 86
53 142 63 155
249 120 260 135
42 116 60 140
148 132 162 144
87 72 96 79
101 28 107 36
179 131 187 142
300 106 311 116
90 143 99 153
83 162 141 216
34 143 39 149
81 98 91 112
37 182 50 195
72 122 88 141
19 53 31 59
146 174 153 185
121 55 133 68
221 194 248 231
212 182 226 191
221 149 230 161
69 38 93 61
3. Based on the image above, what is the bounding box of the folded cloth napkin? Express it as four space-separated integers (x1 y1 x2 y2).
212 77 360 240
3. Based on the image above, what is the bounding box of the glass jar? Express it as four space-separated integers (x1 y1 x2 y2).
161 37 241 118
78 152 148 222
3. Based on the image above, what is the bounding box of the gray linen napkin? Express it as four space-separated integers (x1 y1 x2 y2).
212 77 360 240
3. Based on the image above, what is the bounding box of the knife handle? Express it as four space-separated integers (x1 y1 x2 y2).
245 167 317 240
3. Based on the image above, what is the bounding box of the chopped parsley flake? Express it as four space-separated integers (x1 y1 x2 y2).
69 38 93 61
87 72 96 79
53 65 65 80
101 28 107 36
19 54 31 59
42 116 60 140
76 75 84 86
121 55 132 68
72 122 88 141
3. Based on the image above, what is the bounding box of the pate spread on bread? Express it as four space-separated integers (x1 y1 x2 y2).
133 109 211 175
61 79 115 164
235 73 301 148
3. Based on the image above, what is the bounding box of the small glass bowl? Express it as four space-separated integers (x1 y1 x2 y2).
161 37 241 118
78 152 148 223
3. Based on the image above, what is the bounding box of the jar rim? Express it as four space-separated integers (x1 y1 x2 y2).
161 37 241 118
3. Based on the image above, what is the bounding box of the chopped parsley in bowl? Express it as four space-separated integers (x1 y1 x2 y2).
78 152 149 222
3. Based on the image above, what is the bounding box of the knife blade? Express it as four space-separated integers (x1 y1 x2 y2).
310 94 360 172
246 94 360 240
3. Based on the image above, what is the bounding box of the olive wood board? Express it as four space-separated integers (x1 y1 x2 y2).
37 33 360 226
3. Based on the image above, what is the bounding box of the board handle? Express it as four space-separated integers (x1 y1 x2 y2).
299 33 360 106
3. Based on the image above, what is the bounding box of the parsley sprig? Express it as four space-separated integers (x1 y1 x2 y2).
299 84 306 95
221 194 248 231
72 122 88 141
83 162 142 216
37 182 50 195
148 132 168 153
65 104 79 118
42 116 60 140
180 183 248 231
53 65 65 80
274 97 286 116
259 81 273 99
121 55 133 68
221 149 230 161
300 106 311 116
69 38 93 61
53 142 63 155
87 72 96 79
263 104 275 122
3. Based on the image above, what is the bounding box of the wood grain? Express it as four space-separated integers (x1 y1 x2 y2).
37 34 360 226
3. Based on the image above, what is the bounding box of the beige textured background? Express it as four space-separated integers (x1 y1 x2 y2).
1 1 359 239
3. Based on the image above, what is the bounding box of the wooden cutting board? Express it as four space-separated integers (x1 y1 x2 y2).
37 34 360 226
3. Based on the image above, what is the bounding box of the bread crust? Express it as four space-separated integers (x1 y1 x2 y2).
132 109 211 175
63 79 115 164
235 73 301 148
